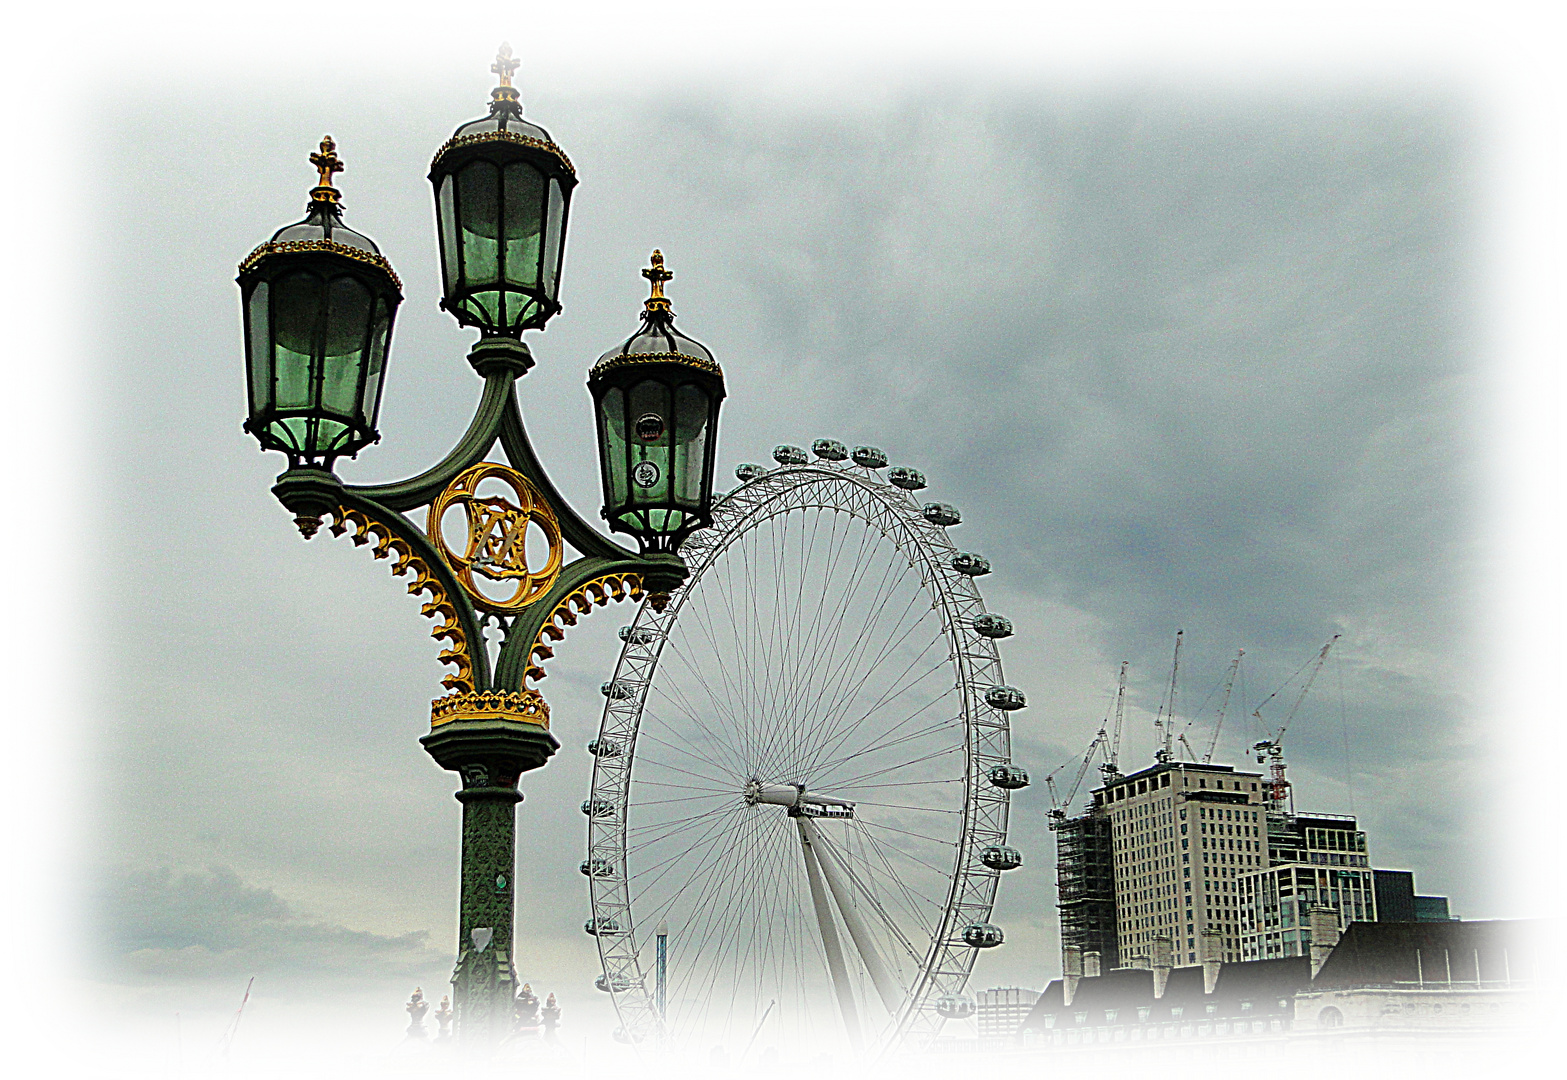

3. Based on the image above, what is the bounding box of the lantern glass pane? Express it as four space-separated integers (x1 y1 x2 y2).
272 271 321 410
601 386 628 508
458 161 501 280
279 416 310 454
363 296 390 427
627 379 672 509
318 417 352 453
247 280 271 412
673 383 709 507
321 275 372 416
502 161 545 289
438 174 459 294
543 177 564 295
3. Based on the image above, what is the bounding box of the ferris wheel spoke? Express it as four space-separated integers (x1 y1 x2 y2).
628 802 748 892
644 664 755 778
811 713 963 778
775 528 905 771
634 727 748 787
802 652 955 781
821 743 966 793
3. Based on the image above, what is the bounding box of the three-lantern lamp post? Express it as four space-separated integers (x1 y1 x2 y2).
236 45 727 1046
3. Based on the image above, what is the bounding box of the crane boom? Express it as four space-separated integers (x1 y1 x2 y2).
1202 649 1244 763
1252 634 1341 812
1099 662 1129 784
1049 730 1108 829
1153 631 1182 763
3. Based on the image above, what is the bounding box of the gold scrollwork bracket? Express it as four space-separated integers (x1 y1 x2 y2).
524 572 644 687
328 506 476 696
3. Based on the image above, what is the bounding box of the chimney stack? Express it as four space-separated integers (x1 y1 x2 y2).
1152 936 1174 999
1126 950 1150 971
1308 905 1342 978
1062 945 1082 1006
1084 951 1102 978
1200 929 1222 994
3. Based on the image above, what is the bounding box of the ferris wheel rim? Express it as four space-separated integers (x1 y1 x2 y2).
586 457 1014 1050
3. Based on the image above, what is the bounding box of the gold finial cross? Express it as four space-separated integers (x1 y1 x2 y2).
642 250 673 301
492 42 520 88
310 135 344 190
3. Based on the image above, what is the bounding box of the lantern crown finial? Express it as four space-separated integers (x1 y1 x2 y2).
642 250 673 314
492 42 520 88
490 42 523 112
309 135 344 204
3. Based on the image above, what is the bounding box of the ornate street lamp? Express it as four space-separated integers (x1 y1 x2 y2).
236 46 725 1047
237 136 401 530
589 250 726 554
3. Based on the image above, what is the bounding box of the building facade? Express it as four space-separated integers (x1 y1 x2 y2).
1238 812 1375 960
976 987 1042 1046
1086 761 1267 968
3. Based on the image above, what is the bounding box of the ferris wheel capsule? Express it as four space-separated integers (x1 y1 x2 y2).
988 763 1030 789
587 739 622 757
612 1025 641 1042
581 858 614 878
972 613 1013 638
736 463 767 482
982 844 1024 871
596 973 634 993
601 681 634 700
851 445 888 468
951 552 991 576
619 624 660 645
585 916 624 936
888 466 927 490
922 502 961 526
581 798 615 818
773 444 808 465
812 439 848 461
962 922 1005 948
936 994 977 1019
985 685 1027 710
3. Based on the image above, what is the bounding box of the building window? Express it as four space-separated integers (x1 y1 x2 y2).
1318 1007 1343 1029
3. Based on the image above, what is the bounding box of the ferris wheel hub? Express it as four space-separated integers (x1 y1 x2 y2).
744 780 856 819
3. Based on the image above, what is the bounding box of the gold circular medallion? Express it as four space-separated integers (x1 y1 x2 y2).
429 463 563 612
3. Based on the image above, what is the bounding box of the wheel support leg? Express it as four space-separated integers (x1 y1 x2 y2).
797 818 863 1053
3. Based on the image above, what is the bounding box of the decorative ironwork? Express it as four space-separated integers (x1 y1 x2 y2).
429 130 576 178
328 506 475 695
237 239 403 289
524 573 644 686
431 688 550 729
429 463 563 613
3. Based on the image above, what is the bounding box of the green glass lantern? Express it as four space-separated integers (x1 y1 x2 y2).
590 251 726 554
429 43 576 339
237 136 402 470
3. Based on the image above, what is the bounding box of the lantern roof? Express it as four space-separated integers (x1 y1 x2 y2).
592 251 722 379
430 43 575 179
238 136 401 290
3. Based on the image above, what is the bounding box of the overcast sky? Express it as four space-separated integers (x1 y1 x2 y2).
6 2 1563 1071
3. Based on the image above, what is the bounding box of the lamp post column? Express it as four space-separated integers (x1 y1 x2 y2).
422 703 558 1045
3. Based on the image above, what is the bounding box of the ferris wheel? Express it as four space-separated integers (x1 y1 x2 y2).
582 440 1029 1056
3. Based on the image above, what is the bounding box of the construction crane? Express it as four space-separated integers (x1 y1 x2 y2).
1047 730 1108 830
1203 649 1245 763
1252 634 1341 813
1097 661 1130 786
1152 630 1182 764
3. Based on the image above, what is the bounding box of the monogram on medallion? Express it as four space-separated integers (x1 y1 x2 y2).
430 463 564 612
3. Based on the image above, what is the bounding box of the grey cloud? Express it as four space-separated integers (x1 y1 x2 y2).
100 865 448 988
